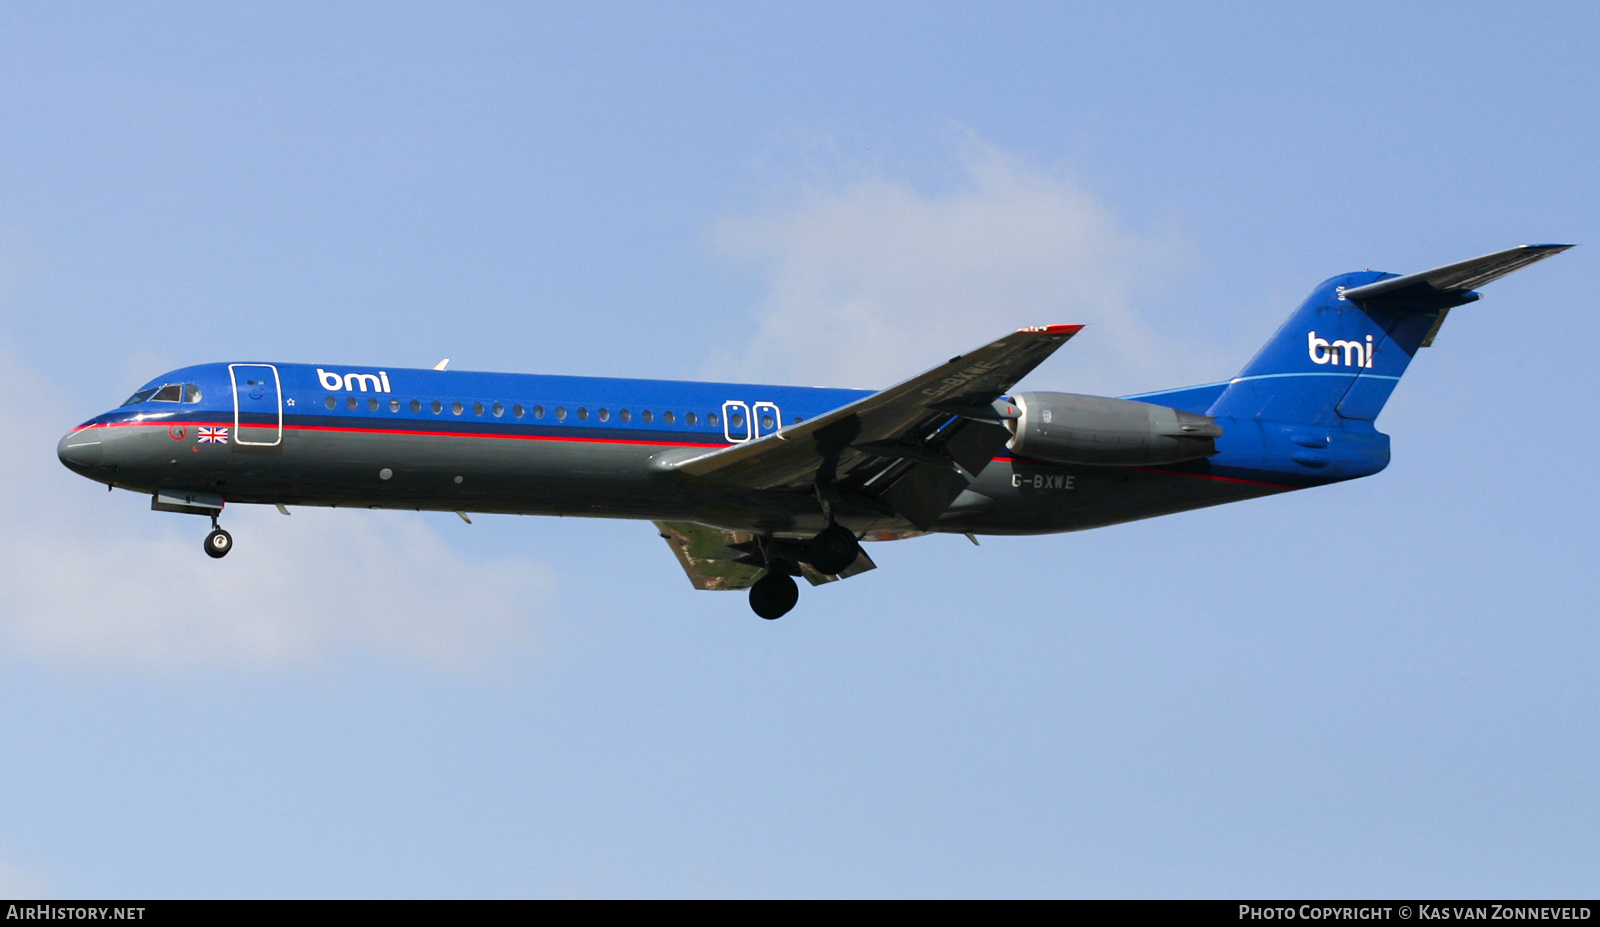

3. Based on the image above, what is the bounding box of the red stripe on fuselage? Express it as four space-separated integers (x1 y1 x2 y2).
82 418 729 449
287 422 727 448
78 420 1296 488
1131 466 1294 489
1002 450 1294 489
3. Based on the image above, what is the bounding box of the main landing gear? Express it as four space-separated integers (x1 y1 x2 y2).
203 514 232 559
749 569 799 620
806 523 861 576
746 524 864 620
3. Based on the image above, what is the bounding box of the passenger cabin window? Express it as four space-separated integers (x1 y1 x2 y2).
529 405 541 419
411 400 422 413
493 403 504 417
151 384 182 403
597 408 609 422
641 410 653 424
619 409 631 423
473 402 484 416
760 412 775 430
662 411 675 424
452 402 463 415
390 399 400 412
516 405 527 418
431 401 443 414
576 408 589 421
325 396 337 409
685 412 697 425
347 396 358 410
555 406 567 421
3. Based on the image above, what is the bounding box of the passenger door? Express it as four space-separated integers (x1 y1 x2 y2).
230 364 282 447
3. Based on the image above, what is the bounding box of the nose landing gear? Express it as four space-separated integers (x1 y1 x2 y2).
203 514 232 559
150 491 232 559
204 528 232 558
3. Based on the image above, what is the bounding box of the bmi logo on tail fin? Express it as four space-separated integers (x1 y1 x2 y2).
1308 332 1374 368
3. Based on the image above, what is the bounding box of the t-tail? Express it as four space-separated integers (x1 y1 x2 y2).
1203 244 1571 481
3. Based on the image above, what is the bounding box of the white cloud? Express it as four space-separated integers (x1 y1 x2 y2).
712 136 1209 396
0 339 554 673
0 856 49 897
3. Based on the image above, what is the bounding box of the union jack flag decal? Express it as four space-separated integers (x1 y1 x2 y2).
197 427 229 444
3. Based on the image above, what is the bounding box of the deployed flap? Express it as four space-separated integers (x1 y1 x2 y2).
669 324 1083 496
655 521 765 590
1341 244 1572 304
655 521 877 590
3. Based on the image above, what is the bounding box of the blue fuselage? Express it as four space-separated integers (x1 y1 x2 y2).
57 361 1383 539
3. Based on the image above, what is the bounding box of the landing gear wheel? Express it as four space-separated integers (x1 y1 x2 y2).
204 528 233 559
806 524 861 575
749 570 799 620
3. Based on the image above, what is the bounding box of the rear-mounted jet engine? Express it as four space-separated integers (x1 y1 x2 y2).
1006 392 1223 466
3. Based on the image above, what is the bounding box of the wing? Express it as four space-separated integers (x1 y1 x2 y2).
663 324 1083 529
655 520 876 589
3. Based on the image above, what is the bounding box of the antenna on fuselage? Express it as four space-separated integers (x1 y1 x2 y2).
433 358 450 371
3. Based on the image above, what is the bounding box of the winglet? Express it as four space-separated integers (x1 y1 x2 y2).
433 358 450 371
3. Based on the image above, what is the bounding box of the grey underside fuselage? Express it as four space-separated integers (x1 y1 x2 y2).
67 423 1286 538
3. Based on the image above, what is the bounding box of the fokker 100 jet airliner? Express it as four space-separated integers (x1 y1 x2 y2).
58 244 1568 618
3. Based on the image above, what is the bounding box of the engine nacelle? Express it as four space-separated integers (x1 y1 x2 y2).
1008 392 1222 466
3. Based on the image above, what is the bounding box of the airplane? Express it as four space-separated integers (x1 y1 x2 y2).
57 244 1569 619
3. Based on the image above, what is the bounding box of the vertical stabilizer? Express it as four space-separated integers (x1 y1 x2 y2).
1207 244 1570 426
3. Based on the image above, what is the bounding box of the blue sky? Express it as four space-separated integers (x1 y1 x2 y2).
1 2 1596 898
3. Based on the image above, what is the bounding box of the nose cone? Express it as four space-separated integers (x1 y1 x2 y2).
58 427 105 476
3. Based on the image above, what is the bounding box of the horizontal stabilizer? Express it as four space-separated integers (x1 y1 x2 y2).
1341 244 1572 303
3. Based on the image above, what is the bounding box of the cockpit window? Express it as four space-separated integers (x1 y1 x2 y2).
119 382 203 406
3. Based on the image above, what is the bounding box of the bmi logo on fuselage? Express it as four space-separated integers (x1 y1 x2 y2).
1307 332 1374 368
318 368 392 392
